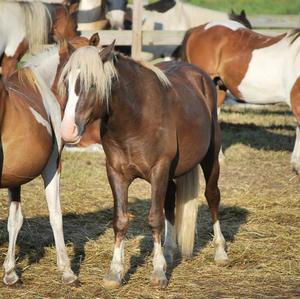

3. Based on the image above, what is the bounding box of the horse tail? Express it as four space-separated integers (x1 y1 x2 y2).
20 2 49 52
175 166 200 258
180 27 196 61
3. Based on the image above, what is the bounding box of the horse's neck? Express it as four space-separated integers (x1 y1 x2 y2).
106 58 149 124
27 47 60 89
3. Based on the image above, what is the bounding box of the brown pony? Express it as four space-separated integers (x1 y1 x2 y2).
181 20 300 174
0 0 78 78
59 44 229 288
0 34 99 286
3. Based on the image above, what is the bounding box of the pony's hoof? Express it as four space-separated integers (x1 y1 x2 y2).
3 272 21 286
215 258 229 266
151 272 168 288
62 272 78 285
103 273 122 289
292 163 300 176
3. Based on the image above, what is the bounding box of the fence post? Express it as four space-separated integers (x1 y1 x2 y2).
132 0 142 60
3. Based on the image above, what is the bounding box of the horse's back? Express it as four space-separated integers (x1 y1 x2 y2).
158 61 217 114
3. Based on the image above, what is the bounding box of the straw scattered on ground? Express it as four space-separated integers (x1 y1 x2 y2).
0 103 299 298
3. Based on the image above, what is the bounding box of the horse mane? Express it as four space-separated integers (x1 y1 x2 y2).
19 2 50 52
58 46 171 104
17 67 39 93
287 28 300 44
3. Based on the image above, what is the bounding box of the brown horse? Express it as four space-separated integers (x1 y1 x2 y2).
0 34 99 285
59 44 229 288
0 0 78 78
181 20 300 174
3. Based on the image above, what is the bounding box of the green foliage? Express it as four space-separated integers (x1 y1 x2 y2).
185 0 300 15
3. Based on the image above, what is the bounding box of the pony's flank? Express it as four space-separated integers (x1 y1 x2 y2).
21 2 50 52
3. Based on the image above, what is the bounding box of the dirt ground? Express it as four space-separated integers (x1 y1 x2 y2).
0 103 299 298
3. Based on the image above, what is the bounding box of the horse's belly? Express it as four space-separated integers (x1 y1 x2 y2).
237 47 287 104
1 114 53 187
1 136 52 187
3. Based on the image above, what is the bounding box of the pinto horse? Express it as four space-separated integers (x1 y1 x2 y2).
0 34 99 285
59 44 229 288
181 20 300 174
0 0 78 78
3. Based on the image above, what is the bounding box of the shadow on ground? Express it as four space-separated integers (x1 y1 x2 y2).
221 122 295 152
0 199 249 284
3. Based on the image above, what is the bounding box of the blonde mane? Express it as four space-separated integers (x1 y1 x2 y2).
17 67 39 93
138 60 171 88
58 46 118 103
20 2 50 52
58 46 171 105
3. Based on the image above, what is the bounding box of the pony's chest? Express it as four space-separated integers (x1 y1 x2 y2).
237 41 291 104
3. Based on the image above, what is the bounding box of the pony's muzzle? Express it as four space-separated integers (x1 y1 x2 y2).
61 118 82 144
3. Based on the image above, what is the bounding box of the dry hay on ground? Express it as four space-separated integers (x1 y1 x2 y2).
0 103 299 298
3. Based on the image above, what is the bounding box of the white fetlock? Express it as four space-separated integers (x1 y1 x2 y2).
214 244 229 266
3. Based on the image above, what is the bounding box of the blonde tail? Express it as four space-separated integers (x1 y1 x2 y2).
175 166 200 259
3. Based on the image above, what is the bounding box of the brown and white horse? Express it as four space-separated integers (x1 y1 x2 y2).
0 34 98 285
0 0 78 78
182 20 300 174
59 44 228 288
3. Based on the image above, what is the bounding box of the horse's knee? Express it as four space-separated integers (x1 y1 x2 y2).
148 212 164 233
113 214 128 235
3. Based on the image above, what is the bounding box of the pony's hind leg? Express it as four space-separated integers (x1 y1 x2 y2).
290 80 300 174
3 187 23 285
200 122 228 266
149 160 171 288
163 180 177 265
42 146 77 284
291 125 300 174
103 163 130 289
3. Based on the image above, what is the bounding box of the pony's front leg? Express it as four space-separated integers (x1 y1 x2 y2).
103 164 130 289
3 187 23 285
291 125 300 174
290 82 300 174
149 161 170 288
42 147 77 284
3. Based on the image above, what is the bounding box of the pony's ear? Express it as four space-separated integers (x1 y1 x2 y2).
240 9 246 17
99 40 116 62
89 33 100 47
68 2 79 15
